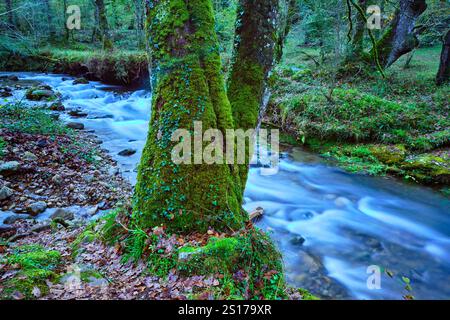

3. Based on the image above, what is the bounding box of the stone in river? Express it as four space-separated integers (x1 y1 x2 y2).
290 235 306 246
69 110 88 118
73 77 89 85
118 148 137 157
67 122 85 130
50 208 74 221
49 101 65 111
27 201 47 216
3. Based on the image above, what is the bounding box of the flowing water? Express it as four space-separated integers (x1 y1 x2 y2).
2 72 450 300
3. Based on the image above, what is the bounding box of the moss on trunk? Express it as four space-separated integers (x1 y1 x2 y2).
133 0 246 233
227 0 279 186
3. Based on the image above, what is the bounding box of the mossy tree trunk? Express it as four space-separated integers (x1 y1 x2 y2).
94 0 113 50
374 0 427 68
133 0 247 234
436 30 450 85
227 0 280 186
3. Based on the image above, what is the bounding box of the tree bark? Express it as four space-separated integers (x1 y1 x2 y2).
133 0 246 233
351 0 367 57
94 0 113 49
374 0 427 68
227 0 280 187
436 30 450 85
5 0 13 26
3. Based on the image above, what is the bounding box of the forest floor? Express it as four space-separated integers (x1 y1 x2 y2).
265 45 449 195
0 77 308 300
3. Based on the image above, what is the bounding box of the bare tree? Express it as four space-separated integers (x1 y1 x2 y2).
436 30 450 85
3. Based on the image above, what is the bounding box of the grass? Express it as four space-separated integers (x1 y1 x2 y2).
269 44 449 186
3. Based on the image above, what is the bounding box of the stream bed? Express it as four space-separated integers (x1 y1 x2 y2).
2 72 450 300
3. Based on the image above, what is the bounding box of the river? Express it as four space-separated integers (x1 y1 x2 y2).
1 72 449 300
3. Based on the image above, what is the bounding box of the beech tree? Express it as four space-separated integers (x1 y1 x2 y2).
133 0 284 233
374 0 428 68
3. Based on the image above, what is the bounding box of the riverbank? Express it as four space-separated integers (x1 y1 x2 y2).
0 47 148 87
266 46 449 194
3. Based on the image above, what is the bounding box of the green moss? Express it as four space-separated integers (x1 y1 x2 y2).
297 288 320 300
1 245 62 299
402 153 450 184
133 0 246 234
0 137 6 158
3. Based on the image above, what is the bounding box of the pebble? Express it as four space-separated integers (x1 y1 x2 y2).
118 148 137 157
0 186 13 200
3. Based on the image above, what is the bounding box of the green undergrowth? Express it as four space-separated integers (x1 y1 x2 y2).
0 137 6 159
91 207 299 300
0 245 62 299
268 45 449 186
0 102 69 136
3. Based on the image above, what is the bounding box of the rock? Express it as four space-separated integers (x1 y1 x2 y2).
51 174 63 185
290 235 306 246
4 214 32 225
23 151 38 161
50 208 74 221
369 144 406 165
402 152 450 184
27 201 47 216
69 110 88 118
0 186 13 200
87 205 99 216
0 87 12 97
49 101 65 111
67 122 84 130
7 75 19 81
0 161 21 176
118 148 137 157
36 139 48 148
334 197 351 208
25 87 57 101
0 225 16 237
73 77 89 85
83 174 95 183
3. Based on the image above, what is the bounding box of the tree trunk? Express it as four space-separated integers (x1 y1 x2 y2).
5 0 13 26
227 0 280 187
351 0 367 57
374 0 427 68
275 0 298 63
94 0 112 50
133 0 246 233
42 0 54 36
436 30 450 86
133 0 145 49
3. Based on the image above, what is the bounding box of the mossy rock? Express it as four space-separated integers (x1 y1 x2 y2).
369 144 407 165
25 86 59 101
1 245 62 299
402 152 450 184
